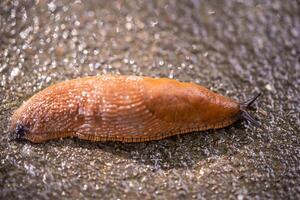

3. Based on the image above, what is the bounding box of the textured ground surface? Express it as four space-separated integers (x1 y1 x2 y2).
0 0 299 199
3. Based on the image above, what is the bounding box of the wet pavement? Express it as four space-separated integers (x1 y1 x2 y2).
0 0 299 199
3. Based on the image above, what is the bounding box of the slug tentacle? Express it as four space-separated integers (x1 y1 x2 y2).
240 93 261 127
241 93 261 109
240 109 260 127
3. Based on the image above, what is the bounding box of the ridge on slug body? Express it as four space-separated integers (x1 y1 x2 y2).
10 75 261 143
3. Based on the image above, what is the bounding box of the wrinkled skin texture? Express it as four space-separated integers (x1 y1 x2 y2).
10 75 240 143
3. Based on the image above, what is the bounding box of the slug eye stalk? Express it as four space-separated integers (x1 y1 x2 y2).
240 93 261 127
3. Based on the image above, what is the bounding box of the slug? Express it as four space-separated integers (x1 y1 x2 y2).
10 75 260 143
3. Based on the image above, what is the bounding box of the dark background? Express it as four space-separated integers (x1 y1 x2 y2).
0 0 299 199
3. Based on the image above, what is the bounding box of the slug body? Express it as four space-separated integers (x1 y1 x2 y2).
10 75 259 143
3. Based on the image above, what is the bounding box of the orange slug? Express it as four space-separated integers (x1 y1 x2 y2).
10 75 260 143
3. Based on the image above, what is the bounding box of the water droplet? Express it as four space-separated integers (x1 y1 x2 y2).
159 60 164 66
208 10 215 15
10 68 20 79
265 84 273 91
20 27 32 39
123 58 129 64
169 70 174 78
150 20 158 27
129 59 135 64
74 20 80 26
82 91 89 97
125 22 133 30
48 2 57 12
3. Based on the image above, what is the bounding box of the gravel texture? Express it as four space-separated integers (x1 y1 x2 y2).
0 0 299 199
